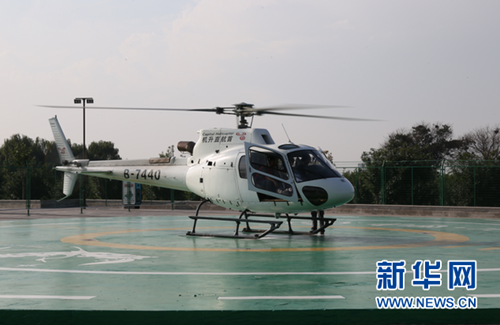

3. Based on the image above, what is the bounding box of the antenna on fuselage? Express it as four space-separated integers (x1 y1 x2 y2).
281 123 292 143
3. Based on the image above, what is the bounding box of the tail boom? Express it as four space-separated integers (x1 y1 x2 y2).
50 116 190 200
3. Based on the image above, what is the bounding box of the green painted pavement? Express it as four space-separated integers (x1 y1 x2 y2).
0 212 499 323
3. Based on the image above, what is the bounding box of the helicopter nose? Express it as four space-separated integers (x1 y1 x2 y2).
329 178 355 207
300 178 354 208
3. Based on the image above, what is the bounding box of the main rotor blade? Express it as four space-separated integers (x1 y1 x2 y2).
38 104 349 114
260 111 380 121
252 104 349 112
38 104 378 121
38 105 216 112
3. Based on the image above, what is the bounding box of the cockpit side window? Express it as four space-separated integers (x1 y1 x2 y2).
248 147 293 196
288 150 341 182
249 147 289 180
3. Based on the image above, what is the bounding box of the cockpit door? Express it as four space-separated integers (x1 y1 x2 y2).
244 142 299 202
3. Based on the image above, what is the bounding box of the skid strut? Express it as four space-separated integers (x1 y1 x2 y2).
185 201 337 239
186 201 283 239
242 212 337 235
186 216 282 239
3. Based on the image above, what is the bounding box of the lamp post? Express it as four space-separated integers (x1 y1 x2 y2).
74 97 93 211
74 97 94 159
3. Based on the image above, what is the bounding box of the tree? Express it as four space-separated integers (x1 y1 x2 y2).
88 141 121 160
458 125 500 161
342 167 375 204
0 134 45 164
0 134 56 200
449 125 500 206
0 135 124 201
72 140 122 200
360 123 462 205
362 123 461 163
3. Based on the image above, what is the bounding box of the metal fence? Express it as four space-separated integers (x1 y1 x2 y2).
0 163 188 215
336 160 500 207
1 160 500 215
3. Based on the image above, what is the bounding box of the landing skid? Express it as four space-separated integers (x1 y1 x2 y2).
241 213 336 236
185 200 336 239
186 215 282 239
186 201 282 239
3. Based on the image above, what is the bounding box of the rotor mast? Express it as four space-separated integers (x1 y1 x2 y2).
233 102 255 129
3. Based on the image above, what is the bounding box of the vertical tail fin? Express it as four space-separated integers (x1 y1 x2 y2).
49 116 75 164
49 116 78 201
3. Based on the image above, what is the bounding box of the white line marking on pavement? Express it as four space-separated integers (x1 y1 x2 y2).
0 295 95 300
218 295 345 300
0 267 373 275
1 267 499 276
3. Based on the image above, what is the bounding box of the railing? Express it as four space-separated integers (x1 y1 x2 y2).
1 160 499 216
0 163 187 215
336 160 500 207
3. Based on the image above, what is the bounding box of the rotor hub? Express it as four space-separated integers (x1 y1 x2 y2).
233 102 255 128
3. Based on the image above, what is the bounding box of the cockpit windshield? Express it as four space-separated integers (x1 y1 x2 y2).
287 150 341 182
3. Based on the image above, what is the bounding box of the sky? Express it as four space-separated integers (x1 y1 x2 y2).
1 0 499 162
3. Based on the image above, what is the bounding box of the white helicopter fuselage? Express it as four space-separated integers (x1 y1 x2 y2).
51 117 354 214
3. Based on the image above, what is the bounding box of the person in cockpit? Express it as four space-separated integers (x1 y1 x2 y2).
292 152 311 182
255 157 280 192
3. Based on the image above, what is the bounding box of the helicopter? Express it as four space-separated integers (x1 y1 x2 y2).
46 102 364 239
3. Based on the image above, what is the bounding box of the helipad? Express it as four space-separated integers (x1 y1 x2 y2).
0 207 499 324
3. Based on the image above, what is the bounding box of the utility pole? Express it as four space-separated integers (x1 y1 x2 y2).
74 97 94 209
74 97 94 159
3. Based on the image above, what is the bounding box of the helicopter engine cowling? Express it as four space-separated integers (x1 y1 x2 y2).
177 141 195 155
